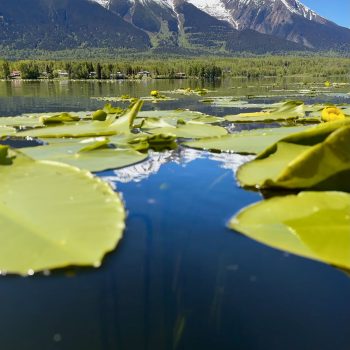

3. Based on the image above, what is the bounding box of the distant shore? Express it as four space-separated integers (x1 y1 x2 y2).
1 57 350 81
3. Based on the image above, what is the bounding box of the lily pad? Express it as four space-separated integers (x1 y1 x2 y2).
0 148 125 275
40 113 80 125
225 101 305 123
147 124 228 139
162 88 210 96
201 97 273 109
237 119 350 190
137 110 214 121
229 191 350 270
16 100 143 139
0 126 16 137
0 116 43 128
184 126 309 154
20 140 148 172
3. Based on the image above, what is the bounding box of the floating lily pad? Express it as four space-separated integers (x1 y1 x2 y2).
93 96 176 103
140 117 176 130
189 116 222 124
0 126 16 137
20 139 148 172
237 119 350 190
137 110 214 120
40 113 81 125
201 97 274 109
0 116 43 128
225 101 305 122
0 148 126 275
229 191 350 270
184 126 309 154
147 124 227 139
16 101 143 139
162 88 211 96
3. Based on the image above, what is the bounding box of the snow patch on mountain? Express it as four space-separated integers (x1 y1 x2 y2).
90 0 324 26
187 0 238 28
91 0 111 8
280 0 318 21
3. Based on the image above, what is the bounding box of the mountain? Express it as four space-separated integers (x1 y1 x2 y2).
102 0 305 52
0 0 150 50
0 0 349 54
95 0 350 52
186 0 350 50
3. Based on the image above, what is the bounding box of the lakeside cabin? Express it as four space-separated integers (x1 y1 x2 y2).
175 72 187 79
136 70 151 79
10 71 21 79
110 72 126 79
57 70 69 79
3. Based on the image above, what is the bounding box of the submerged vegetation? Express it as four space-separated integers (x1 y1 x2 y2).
1 56 350 80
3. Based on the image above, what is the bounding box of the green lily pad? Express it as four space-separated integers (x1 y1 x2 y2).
0 126 16 137
16 100 143 139
93 96 176 103
237 119 350 190
0 116 43 128
127 133 177 151
139 115 222 130
20 140 148 172
184 126 309 154
137 110 214 121
188 116 222 124
140 117 175 130
40 113 81 125
0 149 125 275
147 124 228 139
201 97 274 109
229 191 350 270
162 88 210 96
225 101 305 123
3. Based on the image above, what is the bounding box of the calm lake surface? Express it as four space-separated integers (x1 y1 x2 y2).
1 78 350 350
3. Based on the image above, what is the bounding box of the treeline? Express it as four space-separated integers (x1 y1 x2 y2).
0 56 349 80
0 60 223 80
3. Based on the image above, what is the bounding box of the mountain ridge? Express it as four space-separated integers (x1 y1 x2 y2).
0 0 349 54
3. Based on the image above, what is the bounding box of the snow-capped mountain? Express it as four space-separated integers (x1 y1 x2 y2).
0 0 349 52
187 0 325 27
89 0 350 50
93 0 326 27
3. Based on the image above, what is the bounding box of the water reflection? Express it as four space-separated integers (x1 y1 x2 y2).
1 77 349 117
102 147 251 185
1 78 350 350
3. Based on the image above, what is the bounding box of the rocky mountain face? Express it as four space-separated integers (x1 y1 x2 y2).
0 0 150 50
0 0 349 53
101 0 305 52
205 0 350 49
100 0 350 51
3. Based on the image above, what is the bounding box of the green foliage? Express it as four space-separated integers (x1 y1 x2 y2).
18 62 40 79
0 56 349 80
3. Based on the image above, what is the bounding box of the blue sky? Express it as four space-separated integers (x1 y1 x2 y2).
301 0 350 28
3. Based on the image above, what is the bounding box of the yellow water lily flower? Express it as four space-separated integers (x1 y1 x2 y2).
150 90 160 97
324 81 332 87
321 106 345 122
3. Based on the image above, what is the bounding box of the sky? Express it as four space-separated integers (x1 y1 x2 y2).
301 0 350 28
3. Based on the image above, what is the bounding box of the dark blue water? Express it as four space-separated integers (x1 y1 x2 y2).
1 79 350 350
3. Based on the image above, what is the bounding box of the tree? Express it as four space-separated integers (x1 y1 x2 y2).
1 61 11 79
19 62 40 79
96 62 102 79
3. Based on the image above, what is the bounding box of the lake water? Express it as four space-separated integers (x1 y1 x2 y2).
0 78 350 350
